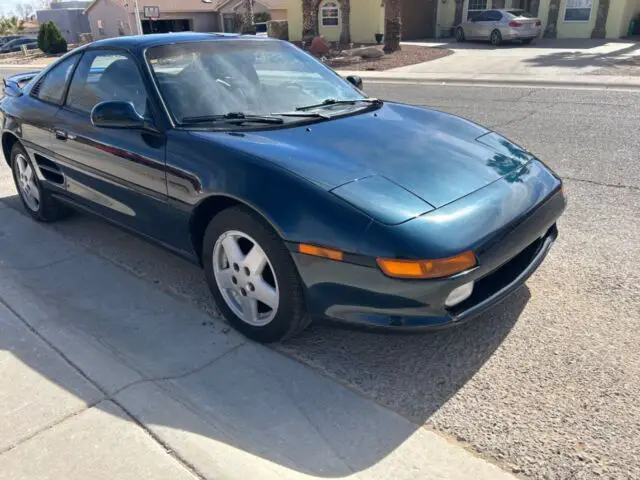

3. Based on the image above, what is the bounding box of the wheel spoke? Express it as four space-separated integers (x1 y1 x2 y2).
221 236 243 264
240 296 259 323
216 268 234 290
252 278 278 310
243 244 267 275
24 164 33 182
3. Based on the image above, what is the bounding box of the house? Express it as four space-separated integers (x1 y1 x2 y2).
84 0 288 39
287 0 640 44
36 0 92 44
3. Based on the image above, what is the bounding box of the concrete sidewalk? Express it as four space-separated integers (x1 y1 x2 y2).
0 200 515 479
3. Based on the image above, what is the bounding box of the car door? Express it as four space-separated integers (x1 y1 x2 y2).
51 49 170 243
474 11 495 39
7 55 79 187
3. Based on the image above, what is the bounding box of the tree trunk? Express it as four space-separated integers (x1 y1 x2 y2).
302 0 316 40
591 0 610 39
543 0 560 38
383 0 401 53
453 0 464 26
241 0 254 31
340 0 351 45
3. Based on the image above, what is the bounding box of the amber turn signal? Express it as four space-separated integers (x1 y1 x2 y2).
299 243 344 261
376 251 477 279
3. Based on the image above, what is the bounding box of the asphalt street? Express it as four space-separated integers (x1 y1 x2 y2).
1 70 639 479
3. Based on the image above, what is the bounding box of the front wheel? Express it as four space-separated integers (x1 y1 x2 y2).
203 205 310 343
490 29 502 46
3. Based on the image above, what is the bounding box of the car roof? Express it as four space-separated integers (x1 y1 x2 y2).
85 32 276 51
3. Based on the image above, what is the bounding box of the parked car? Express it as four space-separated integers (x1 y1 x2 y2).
0 35 24 47
456 9 541 45
0 33 565 343
0 37 38 54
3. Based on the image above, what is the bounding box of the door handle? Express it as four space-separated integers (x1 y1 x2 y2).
54 129 68 140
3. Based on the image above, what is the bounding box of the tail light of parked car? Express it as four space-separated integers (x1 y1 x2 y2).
509 21 522 27
535 19 542 26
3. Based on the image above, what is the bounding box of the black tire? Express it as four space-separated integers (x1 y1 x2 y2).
490 29 502 46
521 38 534 45
10 143 72 222
202 205 310 343
456 27 465 42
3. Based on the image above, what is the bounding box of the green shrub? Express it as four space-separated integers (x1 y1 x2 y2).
253 12 271 23
37 22 68 54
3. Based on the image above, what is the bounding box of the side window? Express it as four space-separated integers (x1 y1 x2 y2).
488 11 503 21
66 51 148 116
35 55 78 105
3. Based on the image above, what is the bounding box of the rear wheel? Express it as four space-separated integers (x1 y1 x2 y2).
490 29 502 46
521 38 534 45
456 27 465 42
203 205 310 343
10 143 72 222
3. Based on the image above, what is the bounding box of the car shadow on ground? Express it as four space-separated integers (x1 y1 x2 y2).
0 194 529 477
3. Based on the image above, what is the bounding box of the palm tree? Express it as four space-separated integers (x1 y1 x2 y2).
241 0 254 32
301 0 315 40
383 0 401 53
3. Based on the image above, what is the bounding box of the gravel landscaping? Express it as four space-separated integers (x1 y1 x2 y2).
322 45 454 71
591 57 640 76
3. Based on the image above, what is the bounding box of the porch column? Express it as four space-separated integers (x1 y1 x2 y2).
543 0 560 38
591 0 610 38
454 0 464 26
529 0 539 17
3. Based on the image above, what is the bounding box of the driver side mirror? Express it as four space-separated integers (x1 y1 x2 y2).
91 101 146 129
346 75 363 90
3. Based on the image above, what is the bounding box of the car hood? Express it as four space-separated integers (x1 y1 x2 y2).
194 102 534 209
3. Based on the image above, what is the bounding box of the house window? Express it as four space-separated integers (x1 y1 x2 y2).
117 20 125 36
97 20 105 36
563 0 593 22
467 0 488 20
320 2 340 27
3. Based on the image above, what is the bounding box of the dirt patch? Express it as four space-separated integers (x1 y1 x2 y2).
590 57 640 77
322 45 453 71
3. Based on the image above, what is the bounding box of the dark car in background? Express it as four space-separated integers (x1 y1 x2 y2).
0 37 38 54
0 33 565 343
0 35 25 47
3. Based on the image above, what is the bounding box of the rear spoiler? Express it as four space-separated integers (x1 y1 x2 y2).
2 71 40 98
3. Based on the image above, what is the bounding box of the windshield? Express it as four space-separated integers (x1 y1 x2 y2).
145 40 366 125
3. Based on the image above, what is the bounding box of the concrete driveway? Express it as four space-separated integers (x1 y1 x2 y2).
394 38 640 76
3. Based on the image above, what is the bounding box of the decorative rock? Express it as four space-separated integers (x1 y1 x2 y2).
344 46 384 59
309 36 330 55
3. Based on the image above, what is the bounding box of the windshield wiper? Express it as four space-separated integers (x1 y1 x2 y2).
272 111 330 119
181 112 284 125
296 98 383 111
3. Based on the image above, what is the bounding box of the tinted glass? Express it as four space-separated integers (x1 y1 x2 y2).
146 40 364 123
37 55 78 105
66 51 147 116
486 11 502 21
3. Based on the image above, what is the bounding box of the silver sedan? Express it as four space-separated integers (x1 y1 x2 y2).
456 9 541 46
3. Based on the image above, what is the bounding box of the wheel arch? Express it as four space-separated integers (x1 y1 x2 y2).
189 193 283 266
1 131 20 166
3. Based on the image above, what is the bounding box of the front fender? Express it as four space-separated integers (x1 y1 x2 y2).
166 130 373 255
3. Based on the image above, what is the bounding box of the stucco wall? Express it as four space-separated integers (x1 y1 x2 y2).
87 0 132 38
555 0 600 38
606 0 640 38
287 0 382 43
37 8 91 43
437 0 456 37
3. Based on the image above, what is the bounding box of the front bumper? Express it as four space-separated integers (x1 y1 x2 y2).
292 223 557 330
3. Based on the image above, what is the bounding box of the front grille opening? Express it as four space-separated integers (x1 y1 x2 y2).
447 233 547 316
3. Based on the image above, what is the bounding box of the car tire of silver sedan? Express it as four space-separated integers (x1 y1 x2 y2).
10 143 72 222
456 27 465 42
203 205 310 343
490 29 502 46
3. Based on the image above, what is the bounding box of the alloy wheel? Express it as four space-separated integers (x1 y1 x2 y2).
212 230 279 327
491 31 501 45
15 153 40 212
